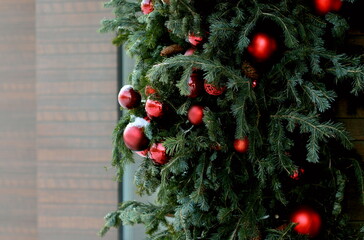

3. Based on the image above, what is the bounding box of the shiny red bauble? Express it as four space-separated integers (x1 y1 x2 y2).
290 168 305 180
188 34 203 46
252 80 257 88
149 143 169 165
145 99 164 119
141 0 154 14
234 137 249 153
247 33 277 62
118 85 141 109
314 0 342 15
188 105 204 125
291 207 322 237
204 81 226 96
188 73 203 98
145 85 156 96
123 118 150 151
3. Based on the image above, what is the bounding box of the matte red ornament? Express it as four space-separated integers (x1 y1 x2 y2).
204 81 226 96
247 33 277 62
188 73 203 98
141 0 154 14
234 137 249 153
149 143 169 165
145 99 164 119
290 168 305 180
123 118 150 151
188 105 204 125
188 34 203 46
145 85 157 96
291 207 322 237
118 85 141 109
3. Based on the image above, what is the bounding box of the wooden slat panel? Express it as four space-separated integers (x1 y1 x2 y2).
36 0 118 239
0 1 37 240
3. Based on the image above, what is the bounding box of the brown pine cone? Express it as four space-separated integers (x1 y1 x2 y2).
160 44 184 56
242 61 259 80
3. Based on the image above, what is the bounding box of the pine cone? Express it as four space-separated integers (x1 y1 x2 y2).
162 0 170 4
242 61 259 80
160 44 184 56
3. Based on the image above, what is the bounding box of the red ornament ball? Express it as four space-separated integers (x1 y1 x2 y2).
248 33 277 62
149 143 169 165
234 137 249 153
145 85 157 96
188 73 203 98
135 148 149 158
188 33 203 46
145 99 164 119
188 105 204 125
123 118 150 151
252 80 257 88
141 0 154 14
204 81 226 96
291 207 322 237
290 168 305 180
314 0 342 14
118 85 141 109
184 47 197 56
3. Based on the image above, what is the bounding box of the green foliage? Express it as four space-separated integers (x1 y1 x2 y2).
101 0 364 239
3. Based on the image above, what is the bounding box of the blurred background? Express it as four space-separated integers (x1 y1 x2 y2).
0 0 363 240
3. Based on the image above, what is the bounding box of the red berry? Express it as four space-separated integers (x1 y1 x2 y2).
118 85 141 109
149 143 169 165
234 138 249 153
123 118 150 151
188 105 204 125
247 33 277 62
291 207 322 237
252 80 257 88
290 168 305 180
141 0 153 14
145 99 164 119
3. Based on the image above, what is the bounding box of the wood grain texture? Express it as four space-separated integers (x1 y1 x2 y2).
36 0 118 239
0 1 37 240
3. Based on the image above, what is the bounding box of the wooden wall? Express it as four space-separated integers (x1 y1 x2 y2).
0 1 37 240
36 0 118 239
0 0 118 240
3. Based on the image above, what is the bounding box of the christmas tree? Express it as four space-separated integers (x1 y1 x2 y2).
100 0 364 239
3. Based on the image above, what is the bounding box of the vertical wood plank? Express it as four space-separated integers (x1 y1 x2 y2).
36 0 118 239
0 1 37 240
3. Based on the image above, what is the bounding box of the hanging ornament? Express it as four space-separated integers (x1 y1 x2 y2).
204 80 226 96
290 168 305 180
123 117 150 151
248 33 277 62
184 47 197 56
188 105 204 125
188 73 203 98
141 0 154 14
145 99 164 119
118 85 141 109
135 149 149 158
160 44 184 57
234 137 249 153
149 143 169 165
188 33 203 46
314 0 342 15
145 85 157 96
291 207 322 237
